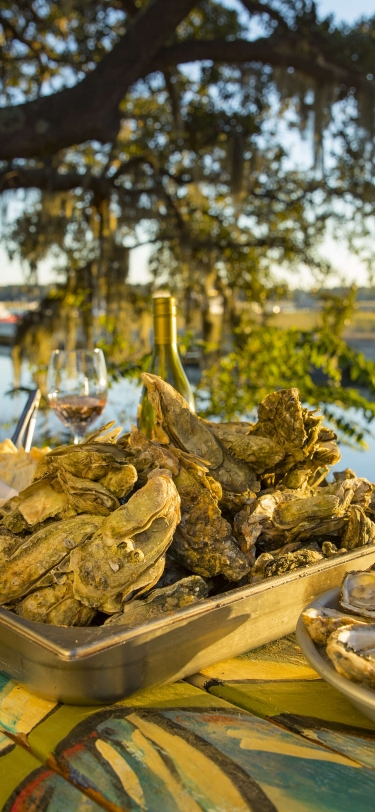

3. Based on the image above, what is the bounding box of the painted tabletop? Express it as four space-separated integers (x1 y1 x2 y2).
0 635 375 811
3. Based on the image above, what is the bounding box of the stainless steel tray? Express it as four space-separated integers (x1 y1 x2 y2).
1 546 375 705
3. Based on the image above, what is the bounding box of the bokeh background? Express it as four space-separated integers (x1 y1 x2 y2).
1 0 375 476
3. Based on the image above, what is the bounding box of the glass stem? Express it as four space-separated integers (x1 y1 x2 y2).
73 432 83 445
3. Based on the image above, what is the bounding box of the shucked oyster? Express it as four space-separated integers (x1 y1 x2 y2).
326 624 375 688
70 472 181 609
302 607 367 645
0 514 104 604
340 570 375 618
104 576 209 626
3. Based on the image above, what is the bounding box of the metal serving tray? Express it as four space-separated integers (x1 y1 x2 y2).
1 546 375 705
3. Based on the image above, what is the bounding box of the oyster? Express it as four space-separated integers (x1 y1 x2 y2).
13 573 95 626
57 469 120 516
263 549 323 578
126 425 180 484
70 472 181 609
128 425 251 579
99 464 137 499
249 389 341 488
272 492 350 530
326 624 375 687
16 478 72 526
250 552 275 583
302 607 367 645
1 508 31 534
141 373 258 498
0 514 104 604
33 438 130 483
104 576 209 627
208 426 285 474
0 527 26 564
340 505 375 550
340 570 375 617
250 388 307 448
321 541 343 558
171 461 251 580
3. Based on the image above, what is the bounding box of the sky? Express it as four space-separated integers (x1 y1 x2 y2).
0 0 374 289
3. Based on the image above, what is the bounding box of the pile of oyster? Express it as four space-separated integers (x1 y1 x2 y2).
1 374 375 628
303 566 375 689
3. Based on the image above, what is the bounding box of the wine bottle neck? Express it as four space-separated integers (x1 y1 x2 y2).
153 296 177 345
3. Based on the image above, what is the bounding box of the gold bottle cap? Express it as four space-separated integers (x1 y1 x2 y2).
153 296 177 344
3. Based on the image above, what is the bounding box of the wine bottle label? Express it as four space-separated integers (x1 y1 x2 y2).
153 296 177 345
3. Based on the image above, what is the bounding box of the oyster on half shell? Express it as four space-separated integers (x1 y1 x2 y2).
326 624 375 687
302 607 367 645
340 570 375 618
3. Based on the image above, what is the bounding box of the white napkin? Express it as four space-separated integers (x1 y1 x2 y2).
0 479 18 507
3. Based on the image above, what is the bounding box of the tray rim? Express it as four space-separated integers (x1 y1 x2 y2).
296 587 375 714
2 545 375 663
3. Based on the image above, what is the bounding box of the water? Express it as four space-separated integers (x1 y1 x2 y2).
0 347 143 447
0 347 374 480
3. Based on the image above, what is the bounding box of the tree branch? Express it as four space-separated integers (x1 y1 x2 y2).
239 0 289 30
0 0 198 160
0 167 114 196
148 36 374 92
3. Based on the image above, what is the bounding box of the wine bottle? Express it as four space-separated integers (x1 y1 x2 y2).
137 295 195 438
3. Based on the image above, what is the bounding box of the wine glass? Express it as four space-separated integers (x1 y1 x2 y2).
47 349 108 444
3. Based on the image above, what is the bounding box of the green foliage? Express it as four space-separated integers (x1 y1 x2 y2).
197 297 375 446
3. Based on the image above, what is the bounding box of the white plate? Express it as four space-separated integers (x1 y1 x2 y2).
296 587 375 723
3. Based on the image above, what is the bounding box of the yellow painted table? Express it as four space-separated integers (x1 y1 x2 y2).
1 636 375 811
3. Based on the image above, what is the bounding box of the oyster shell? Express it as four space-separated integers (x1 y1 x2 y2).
302 607 367 645
1 508 31 534
57 469 120 516
141 373 258 497
263 549 323 578
129 424 251 580
98 464 137 498
70 472 181 609
340 570 375 617
272 492 350 530
104 576 209 627
340 505 375 550
0 527 26 564
17 478 72 525
33 439 130 483
127 425 180 483
249 389 341 489
171 462 251 580
208 426 285 474
250 388 307 448
13 573 95 626
326 624 375 687
0 514 104 604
